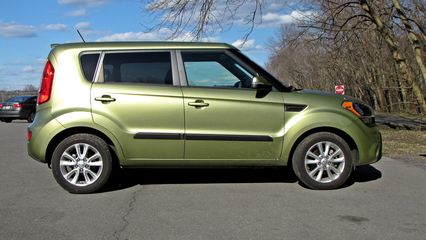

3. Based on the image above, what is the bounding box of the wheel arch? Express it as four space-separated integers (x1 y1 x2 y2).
286 127 359 168
45 126 124 166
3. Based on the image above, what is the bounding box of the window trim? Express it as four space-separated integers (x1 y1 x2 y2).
176 50 187 87
92 50 180 86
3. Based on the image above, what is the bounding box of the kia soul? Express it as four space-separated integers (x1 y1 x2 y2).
28 42 382 193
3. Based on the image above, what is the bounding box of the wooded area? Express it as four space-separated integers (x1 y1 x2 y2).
267 0 426 113
146 0 425 113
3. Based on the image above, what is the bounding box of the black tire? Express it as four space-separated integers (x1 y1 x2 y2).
51 134 113 194
3 118 12 123
27 112 35 123
292 132 353 190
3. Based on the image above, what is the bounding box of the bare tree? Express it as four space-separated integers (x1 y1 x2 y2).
359 0 425 112
143 0 266 41
23 84 37 92
392 0 426 86
268 0 426 113
270 0 426 113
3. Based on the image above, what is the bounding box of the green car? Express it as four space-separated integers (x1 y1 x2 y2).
27 42 382 193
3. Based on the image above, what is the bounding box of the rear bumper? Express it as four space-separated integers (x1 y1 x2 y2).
0 110 24 118
27 112 64 164
27 146 45 163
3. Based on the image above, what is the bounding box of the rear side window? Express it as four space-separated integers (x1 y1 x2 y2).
25 97 37 104
80 53 100 82
101 52 173 85
6 96 30 103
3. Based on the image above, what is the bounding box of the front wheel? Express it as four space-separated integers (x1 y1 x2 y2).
292 132 353 190
51 134 113 194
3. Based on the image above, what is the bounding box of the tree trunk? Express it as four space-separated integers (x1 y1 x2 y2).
393 0 426 88
359 0 426 113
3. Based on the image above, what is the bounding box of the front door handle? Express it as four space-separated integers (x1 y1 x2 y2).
95 95 116 103
188 100 209 108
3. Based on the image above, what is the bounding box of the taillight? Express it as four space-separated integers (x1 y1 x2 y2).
27 130 32 141
38 60 55 105
0 103 3 108
13 103 22 109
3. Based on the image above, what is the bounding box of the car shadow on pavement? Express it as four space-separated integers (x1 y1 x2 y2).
104 167 298 192
103 165 382 192
342 165 382 188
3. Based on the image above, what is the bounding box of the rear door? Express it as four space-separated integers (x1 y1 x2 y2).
90 51 185 162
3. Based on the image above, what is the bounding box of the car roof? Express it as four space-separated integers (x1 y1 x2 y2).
51 41 236 52
9 95 36 98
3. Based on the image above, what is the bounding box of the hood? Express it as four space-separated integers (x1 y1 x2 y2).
298 89 368 106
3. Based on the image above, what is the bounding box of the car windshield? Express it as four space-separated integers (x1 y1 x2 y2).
6 96 31 103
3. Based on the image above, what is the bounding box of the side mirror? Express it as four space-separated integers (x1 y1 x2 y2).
252 75 272 98
252 75 263 88
252 75 270 89
251 74 269 88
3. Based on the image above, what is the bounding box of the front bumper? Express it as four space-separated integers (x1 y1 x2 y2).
356 127 382 166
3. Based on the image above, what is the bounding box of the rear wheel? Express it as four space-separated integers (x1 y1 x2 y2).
51 134 113 194
292 132 353 190
27 112 35 123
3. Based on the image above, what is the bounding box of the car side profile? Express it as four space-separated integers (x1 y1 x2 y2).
0 95 37 123
27 42 382 193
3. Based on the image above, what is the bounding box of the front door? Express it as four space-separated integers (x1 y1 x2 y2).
179 51 285 163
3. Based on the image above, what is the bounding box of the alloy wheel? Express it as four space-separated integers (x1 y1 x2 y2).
59 143 103 186
304 141 345 183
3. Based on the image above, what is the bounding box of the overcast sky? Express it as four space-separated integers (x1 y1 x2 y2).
0 0 309 90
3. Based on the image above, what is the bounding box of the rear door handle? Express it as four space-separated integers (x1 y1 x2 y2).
188 100 209 108
95 95 116 103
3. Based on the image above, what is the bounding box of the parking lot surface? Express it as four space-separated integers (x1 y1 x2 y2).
1 121 425 240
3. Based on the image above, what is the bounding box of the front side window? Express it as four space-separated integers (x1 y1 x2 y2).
181 52 254 88
101 52 173 85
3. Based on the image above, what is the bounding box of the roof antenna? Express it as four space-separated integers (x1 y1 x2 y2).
76 29 86 43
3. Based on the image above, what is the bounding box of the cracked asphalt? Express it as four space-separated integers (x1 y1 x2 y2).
1 121 426 240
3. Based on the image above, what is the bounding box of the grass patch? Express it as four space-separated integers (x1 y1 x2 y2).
379 126 426 160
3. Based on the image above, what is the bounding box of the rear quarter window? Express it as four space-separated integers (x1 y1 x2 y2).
80 53 100 82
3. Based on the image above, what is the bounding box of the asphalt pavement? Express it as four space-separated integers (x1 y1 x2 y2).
1 121 425 240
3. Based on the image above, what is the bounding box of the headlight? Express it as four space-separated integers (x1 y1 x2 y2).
342 101 375 127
